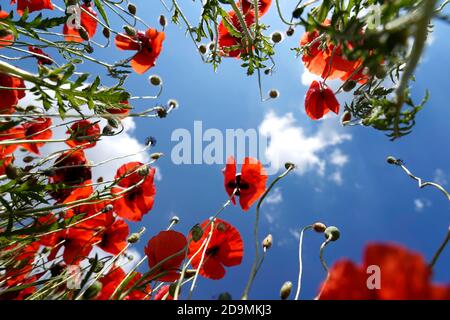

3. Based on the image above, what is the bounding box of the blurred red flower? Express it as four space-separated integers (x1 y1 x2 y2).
115 29 165 74
0 155 14 176
305 80 339 120
218 11 255 58
21 117 52 155
11 0 54 16
0 125 24 157
0 12 14 48
319 243 450 300
0 73 26 114
28 46 53 65
111 162 156 221
153 285 173 300
239 0 272 16
97 267 150 300
65 120 101 149
223 156 267 211
63 3 98 42
145 230 187 282
97 213 129 255
188 219 243 280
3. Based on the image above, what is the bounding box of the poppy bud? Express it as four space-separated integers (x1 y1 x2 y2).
280 281 293 300
292 7 304 19
264 69 271 75
85 44 94 54
78 27 90 41
324 226 340 242
269 89 279 99
102 125 114 136
102 204 114 213
340 110 352 125
5 165 22 180
102 27 110 39
159 15 167 27
218 292 232 300
183 269 196 278
262 234 273 250
83 281 103 299
271 31 283 44
127 3 137 15
170 216 180 225
284 162 296 170
375 66 387 79
198 44 207 54
123 25 137 36
127 232 141 243
312 222 327 233
168 99 179 109
209 42 215 51
191 224 204 242
97 176 104 183
343 80 356 92
386 156 398 165
23 156 35 163
149 75 162 86
286 27 295 37
107 117 120 129
88 258 105 273
150 152 164 160
137 165 149 177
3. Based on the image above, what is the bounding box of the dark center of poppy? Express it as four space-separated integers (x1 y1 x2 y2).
227 173 250 196
205 245 220 257
126 188 142 201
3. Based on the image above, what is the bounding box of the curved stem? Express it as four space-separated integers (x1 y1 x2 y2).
294 225 312 300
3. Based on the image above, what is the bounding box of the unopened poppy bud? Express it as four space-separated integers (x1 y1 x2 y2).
107 117 120 129
324 226 340 241
102 125 114 136
159 15 167 27
198 44 207 54
170 216 180 225
191 224 203 242
375 66 387 79
286 27 295 37
127 3 137 15
5 165 22 180
150 152 164 160
78 27 90 41
386 156 398 165
280 281 293 300
340 110 352 125
312 222 327 233
85 44 94 54
292 7 304 18
284 162 296 170
269 89 279 99
102 27 110 39
97 176 104 183
137 165 149 176
83 281 103 299
102 204 114 213
127 233 141 243
123 25 137 36
168 99 179 109
264 69 271 75
88 258 105 273
271 31 283 44
209 42 215 51
23 156 34 163
149 75 162 86
218 292 232 300
343 80 356 92
262 234 273 250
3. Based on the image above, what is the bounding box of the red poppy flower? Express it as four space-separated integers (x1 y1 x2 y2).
319 243 450 300
115 29 165 74
27 46 53 65
63 3 98 42
0 12 14 48
223 156 267 211
239 0 272 16
48 150 92 202
11 0 54 16
218 11 255 58
0 73 26 114
153 285 173 300
111 162 156 222
0 275 38 300
96 213 129 255
65 120 101 149
144 230 187 282
0 155 14 175
0 125 25 157
21 117 52 155
188 218 243 280
305 80 339 120
97 267 150 300
1 241 40 288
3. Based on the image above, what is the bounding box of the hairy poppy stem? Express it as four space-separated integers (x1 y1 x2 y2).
294 225 312 300
241 164 295 300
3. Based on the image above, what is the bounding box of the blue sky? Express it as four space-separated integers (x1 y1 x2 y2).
5 1 450 299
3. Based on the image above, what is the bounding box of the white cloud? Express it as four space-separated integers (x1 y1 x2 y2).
259 111 352 178
329 170 343 185
265 187 283 205
289 228 301 240
330 149 349 167
433 168 447 186
414 198 431 212
301 67 321 86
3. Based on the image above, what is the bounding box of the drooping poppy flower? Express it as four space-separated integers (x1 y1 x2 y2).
48 150 92 202
65 120 101 149
223 156 267 211
0 125 25 157
96 267 150 300
144 230 187 282
111 162 156 222
28 46 53 65
218 10 255 58
115 29 165 74
188 218 243 280
153 285 173 300
239 0 272 16
96 213 129 255
11 0 54 16
0 73 26 114
21 117 52 155
319 243 450 300
63 3 98 42
304 80 340 120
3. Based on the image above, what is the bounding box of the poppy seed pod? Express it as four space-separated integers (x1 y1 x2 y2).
262 234 273 250
127 3 137 15
324 226 340 242
159 15 167 27
149 75 162 86
269 89 279 99
313 222 327 233
168 99 179 109
198 44 207 54
123 25 137 36
280 281 293 300
271 31 283 44
286 27 295 37
150 152 164 160
284 162 296 170
386 156 398 165
127 233 141 243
